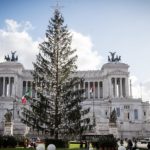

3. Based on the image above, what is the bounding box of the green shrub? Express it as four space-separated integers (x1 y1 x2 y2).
1 135 17 148
96 134 117 148
0 135 3 148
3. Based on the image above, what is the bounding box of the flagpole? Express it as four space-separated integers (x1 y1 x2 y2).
13 79 17 120
91 87 96 130
93 96 95 126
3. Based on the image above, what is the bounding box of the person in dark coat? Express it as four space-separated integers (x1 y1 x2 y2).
127 139 133 150
147 142 150 150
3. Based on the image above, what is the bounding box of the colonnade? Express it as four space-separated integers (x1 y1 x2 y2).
0 77 15 97
22 81 35 97
79 81 103 99
111 77 128 98
0 79 35 98
0 77 128 99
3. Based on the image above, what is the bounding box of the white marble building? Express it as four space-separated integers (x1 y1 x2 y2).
0 52 150 138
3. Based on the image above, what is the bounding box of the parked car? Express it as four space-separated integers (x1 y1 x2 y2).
140 138 150 144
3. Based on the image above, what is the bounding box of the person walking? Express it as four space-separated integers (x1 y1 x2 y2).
132 139 137 150
147 142 150 150
118 139 126 150
127 139 133 150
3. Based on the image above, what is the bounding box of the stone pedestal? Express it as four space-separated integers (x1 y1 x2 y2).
4 122 13 135
109 123 118 138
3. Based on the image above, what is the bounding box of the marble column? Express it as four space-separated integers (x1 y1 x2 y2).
88 82 90 99
9 77 12 97
8 77 10 97
114 78 117 97
109 78 113 98
100 81 103 98
25 81 28 93
83 81 85 97
3 77 5 97
125 78 129 97
93 81 95 99
120 78 122 97
98 81 100 99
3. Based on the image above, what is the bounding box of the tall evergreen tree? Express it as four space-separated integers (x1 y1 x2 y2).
21 9 90 139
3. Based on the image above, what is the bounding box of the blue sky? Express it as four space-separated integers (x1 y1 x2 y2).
0 0 150 101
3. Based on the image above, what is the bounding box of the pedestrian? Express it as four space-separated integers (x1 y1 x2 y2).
132 139 137 150
127 139 133 150
80 141 83 148
85 141 89 150
118 139 126 150
147 142 150 150
89 142 93 150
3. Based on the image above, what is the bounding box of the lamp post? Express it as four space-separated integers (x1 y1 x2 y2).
92 96 96 127
13 99 17 120
90 90 96 131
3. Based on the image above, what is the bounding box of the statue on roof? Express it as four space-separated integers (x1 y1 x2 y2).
5 51 18 62
108 51 121 63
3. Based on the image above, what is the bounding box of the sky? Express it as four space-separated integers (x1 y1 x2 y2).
0 0 150 101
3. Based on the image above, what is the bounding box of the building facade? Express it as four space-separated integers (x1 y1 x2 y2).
0 52 150 138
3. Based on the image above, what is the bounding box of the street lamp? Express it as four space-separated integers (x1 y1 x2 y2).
90 91 96 130
13 100 16 120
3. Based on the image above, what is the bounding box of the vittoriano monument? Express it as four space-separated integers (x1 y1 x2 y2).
5 51 18 62
0 51 150 138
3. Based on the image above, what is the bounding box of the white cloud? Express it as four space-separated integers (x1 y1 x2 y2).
0 19 39 69
130 76 150 102
71 30 103 70
141 80 150 102
129 76 141 99
5 19 33 32
0 20 103 71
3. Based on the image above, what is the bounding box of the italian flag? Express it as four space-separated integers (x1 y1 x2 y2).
21 96 27 104
21 89 32 104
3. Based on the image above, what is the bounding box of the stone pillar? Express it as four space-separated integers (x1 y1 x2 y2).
114 78 117 97
125 78 129 97
83 81 85 97
8 77 10 97
11 77 15 97
93 82 95 99
4 122 13 135
25 81 28 92
122 78 125 97
109 124 118 138
10 77 12 97
88 82 90 99
100 81 103 98
3 77 5 97
120 78 122 97
98 81 100 99
109 78 112 98
0 77 3 96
